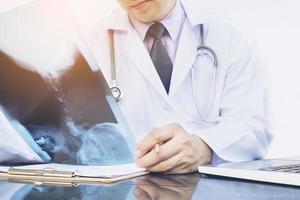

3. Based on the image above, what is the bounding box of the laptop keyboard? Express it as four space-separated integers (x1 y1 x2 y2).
260 164 300 173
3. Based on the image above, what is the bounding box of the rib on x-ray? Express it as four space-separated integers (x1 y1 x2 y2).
0 0 135 166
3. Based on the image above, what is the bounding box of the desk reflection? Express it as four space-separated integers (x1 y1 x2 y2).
0 181 135 200
0 174 200 200
1 174 300 200
134 174 199 200
194 176 300 200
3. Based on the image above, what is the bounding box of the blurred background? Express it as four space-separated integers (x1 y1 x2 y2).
1 0 300 159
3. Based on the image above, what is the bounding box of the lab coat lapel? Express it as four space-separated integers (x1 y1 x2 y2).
168 17 215 117
169 20 198 97
125 28 171 102
105 10 171 103
169 0 212 98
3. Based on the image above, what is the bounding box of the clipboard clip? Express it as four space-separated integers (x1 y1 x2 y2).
8 167 76 178
7 167 79 186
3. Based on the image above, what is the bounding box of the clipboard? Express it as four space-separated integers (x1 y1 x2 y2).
0 167 149 185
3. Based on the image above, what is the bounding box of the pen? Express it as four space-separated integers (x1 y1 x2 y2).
155 144 160 154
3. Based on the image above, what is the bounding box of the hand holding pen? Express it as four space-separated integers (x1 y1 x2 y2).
135 123 213 174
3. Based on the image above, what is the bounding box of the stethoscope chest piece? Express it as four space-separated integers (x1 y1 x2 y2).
110 86 123 102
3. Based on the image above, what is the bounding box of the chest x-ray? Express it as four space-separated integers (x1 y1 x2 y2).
0 0 135 165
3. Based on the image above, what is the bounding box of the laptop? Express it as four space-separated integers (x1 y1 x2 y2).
198 158 300 187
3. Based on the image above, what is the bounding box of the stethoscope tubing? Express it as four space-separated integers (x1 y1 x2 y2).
109 29 123 102
192 24 219 124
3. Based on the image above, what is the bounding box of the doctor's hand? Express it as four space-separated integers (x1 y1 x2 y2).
136 123 213 174
134 174 200 200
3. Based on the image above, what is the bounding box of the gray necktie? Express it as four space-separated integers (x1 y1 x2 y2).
148 23 173 93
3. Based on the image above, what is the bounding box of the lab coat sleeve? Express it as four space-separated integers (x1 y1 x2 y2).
0 110 43 164
195 30 273 164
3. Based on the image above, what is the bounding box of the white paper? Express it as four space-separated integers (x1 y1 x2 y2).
0 110 43 163
0 163 145 178
0 166 9 173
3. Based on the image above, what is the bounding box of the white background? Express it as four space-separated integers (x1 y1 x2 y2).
1 0 300 158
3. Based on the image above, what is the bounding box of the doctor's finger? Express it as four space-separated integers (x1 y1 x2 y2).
137 137 181 168
148 152 184 173
136 176 180 187
165 160 199 174
134 187 151 200
137 125 176 157
135 182 179 200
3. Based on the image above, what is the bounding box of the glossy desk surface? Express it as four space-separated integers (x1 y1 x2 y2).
1 173 300 200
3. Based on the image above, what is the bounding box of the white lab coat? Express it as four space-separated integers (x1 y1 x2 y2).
0 0 272 165
87 0 272 165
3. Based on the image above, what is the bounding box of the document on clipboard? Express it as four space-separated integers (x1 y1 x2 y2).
0 163 147 184
0 0 147 182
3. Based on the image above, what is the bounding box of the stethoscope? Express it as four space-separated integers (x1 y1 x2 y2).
108 29 123 102
108 24 218 123
192 24 219 124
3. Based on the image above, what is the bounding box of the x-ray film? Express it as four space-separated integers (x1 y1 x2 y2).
0 0 136 166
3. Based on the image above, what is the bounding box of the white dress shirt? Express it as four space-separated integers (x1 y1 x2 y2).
129 1 186 64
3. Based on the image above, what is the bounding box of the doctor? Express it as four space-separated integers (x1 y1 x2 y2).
88 0 272 174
